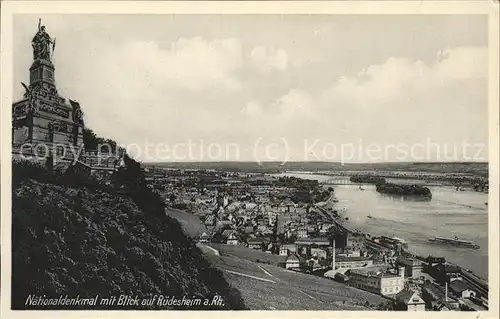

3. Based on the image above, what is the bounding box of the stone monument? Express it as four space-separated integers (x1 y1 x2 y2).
12 19 85 163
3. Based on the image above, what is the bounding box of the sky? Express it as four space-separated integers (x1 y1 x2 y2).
13 14 489 163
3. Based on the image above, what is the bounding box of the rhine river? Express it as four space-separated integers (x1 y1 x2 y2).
278 172 489 280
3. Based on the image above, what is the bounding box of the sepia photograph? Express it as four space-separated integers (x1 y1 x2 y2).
1 1 499 317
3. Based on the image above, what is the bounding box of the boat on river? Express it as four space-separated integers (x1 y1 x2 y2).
428 236 480 249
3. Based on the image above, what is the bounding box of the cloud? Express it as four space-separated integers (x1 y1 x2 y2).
435 46 488 80
273 89 315 118
241 101 263 116
234 46 488 151
240 89 315 122
250 46 289 73
107 37 245 92
319 46 488 111
13 15 487 162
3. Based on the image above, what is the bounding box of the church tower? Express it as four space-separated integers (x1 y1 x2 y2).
12 19 85 164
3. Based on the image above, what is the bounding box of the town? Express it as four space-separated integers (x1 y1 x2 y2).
144 165 489 311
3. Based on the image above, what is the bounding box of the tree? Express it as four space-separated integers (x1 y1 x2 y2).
83 128 117 152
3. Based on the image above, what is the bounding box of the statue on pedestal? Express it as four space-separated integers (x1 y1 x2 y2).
32 18 56 61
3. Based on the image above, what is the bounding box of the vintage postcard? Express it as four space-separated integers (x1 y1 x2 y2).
1 1 499 318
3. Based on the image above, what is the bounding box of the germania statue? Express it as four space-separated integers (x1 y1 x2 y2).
32 18 56 61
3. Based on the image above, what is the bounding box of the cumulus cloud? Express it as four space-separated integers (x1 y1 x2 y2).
234 45 488 156
64 37 296 146
320 46 488 110
239 45 487 121
250 46 289 73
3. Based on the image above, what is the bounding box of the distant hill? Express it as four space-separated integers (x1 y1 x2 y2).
11 159 246 310
146 161 488 176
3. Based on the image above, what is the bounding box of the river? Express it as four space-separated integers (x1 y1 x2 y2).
277 172 489 280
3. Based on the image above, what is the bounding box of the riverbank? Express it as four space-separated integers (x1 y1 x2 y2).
279 172 488 280
287 170 488 193
318 198 489 300
319 186 488 285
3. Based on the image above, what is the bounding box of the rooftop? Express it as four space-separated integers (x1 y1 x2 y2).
295 237 330 244
336 256 372 262
396 290 426 305
286 254 304 263
349 265 391 277
449 279 469 294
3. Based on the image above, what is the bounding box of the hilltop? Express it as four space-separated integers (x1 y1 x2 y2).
11 158 246 310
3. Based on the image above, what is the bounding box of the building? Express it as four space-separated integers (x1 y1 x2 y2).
397 256 423 278
449 280 476 299
460 270 488 298
285 254 301 269
405 292 426 311
247 238 266 250
297 228 308 238
334 256 374 270
279 244 297 255
319 223 333 234
395 290 426 311
197 232 212 244
347 266 405 297
386 255 398 264
428 263 461 284
279 246 288 256
204 215 215 226
295 237 330 247
310 248 327 259
346 233 365 251
425 256 446 267
338 249 361 258
256 224 268 233
421 280 460 310
226 233 239 245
